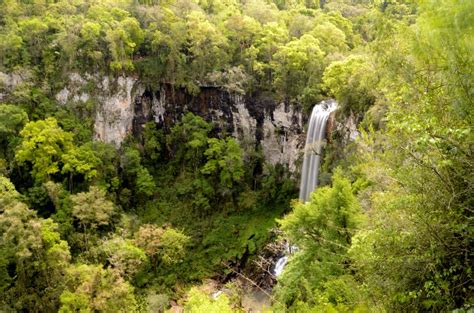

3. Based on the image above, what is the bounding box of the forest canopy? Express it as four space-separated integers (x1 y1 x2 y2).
0 0 472 312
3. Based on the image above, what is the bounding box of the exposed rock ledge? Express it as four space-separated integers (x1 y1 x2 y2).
55 74 306 172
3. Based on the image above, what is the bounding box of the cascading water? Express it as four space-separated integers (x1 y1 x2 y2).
272 242 298 276
299 99 337 202
273 256 288 276
272 100 337 278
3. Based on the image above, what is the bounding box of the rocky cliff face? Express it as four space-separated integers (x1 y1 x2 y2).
1 71 355 174
134 84 305 172
54 74 306 172
56 73 138 147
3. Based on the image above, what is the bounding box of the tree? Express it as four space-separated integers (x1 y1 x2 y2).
71 186 115 231
186 11 229 84
184 287 233 313
136 167 156 197
15 117 73 182
310 20 348 55
346 0 473 310
224 13 260 68
84 4 144 72
158 227 190 265
18 17 49 65
167 113 212 170
70 186 116 251
272 34 325 105
0 187 71 312
275 170 362 308
147 11 189 88
322 55 376 113
62 141 119 190
143 122 163 162
0 104 28 138
287 11 317 39
0 175 21 210
243 0 279 24
106 14 144 72
134 224 190 267
253 22 289 87
62 143 101 184
99 236 148 280
412 0 473 115
0 22 25 68
59 264 137 313
121 147 156 199
77 21 105 69
134 224 164 267
201 138 244 192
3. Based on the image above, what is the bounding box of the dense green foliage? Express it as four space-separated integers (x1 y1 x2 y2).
0 0 364 107
0 107 294 311
275 170 363 310
274 0 473 312
185 287 234 313
0 0 472 311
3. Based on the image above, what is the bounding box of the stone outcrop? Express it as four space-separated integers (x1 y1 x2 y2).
56 74 137 147
93 76 137 146
53 74 309 171
133 85 305 172
1 71 356 172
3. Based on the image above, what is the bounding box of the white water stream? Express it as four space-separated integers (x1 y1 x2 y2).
273 256 288 277
299 100 337 202
274 100 337 278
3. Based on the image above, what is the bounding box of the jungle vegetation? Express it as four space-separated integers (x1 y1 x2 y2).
0 0 472 311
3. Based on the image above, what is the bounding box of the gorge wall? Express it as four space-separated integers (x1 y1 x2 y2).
55 74 306 172
0 72 358 173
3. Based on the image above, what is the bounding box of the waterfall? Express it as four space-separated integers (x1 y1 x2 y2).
299 100 337 202
273 256 288 276
271 101 336 279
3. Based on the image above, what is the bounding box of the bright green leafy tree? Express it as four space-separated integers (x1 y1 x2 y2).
275 170 362 309
15 117 73 182
184 287 234 313
201 137 244 193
